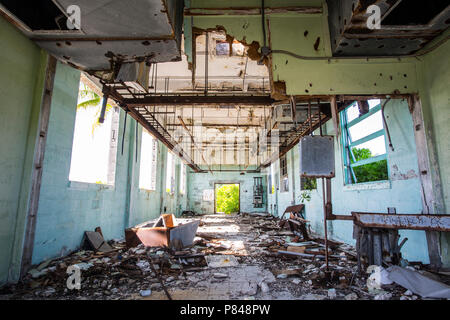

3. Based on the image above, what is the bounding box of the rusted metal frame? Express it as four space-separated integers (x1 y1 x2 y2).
127 106 200 172
122 95 275 106
166 123 261 128
21 56 58 277
178 116 213 174
352 212 450 232
280 112 329 152
30 35 176 42
184 6 323 16
260 112 330 168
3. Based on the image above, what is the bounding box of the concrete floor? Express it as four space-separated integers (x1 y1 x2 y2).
0 213 422 300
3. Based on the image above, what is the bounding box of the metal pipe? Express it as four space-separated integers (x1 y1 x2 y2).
322 178 329 270
98 88 109 124
381 98 394 151
121 108 128 155
269 35 450 61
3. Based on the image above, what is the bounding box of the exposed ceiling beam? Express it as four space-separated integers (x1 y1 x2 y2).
184 7 323 16
123 95 276 106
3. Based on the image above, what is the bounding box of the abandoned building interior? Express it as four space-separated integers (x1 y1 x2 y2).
0 0 449 301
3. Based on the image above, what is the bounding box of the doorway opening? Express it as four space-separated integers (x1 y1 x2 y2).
214 183 240 214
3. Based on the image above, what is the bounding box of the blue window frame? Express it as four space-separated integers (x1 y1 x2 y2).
340 100 389 185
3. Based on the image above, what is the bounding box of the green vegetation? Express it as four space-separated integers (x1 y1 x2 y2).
215 184 240 214
77 83 113 134
299 177 316 203
351 148 388 183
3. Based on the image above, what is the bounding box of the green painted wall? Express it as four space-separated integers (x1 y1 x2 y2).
188 0 450 266
187 166 267 214
189 0 417 95
0 15 48 284
32 62 188 264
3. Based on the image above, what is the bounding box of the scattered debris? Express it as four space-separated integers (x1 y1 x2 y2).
328 288 337 299
345 293 358 300
2 213 448 300
386 266 450 299
205 255 239 268
140 289 152 297
83 229 113 253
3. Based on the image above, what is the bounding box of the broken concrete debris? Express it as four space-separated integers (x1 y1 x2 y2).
1 213 449 300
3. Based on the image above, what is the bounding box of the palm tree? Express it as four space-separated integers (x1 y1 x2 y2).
76 83 113 134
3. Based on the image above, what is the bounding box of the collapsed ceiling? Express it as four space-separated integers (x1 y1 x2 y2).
1 0 449 172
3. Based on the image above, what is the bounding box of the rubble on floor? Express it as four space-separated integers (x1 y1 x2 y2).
1 213 449 300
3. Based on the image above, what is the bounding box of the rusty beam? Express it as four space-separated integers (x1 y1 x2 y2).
184 7 323 16
122 95 275 106
126 107 201 172
178 116 213 174
352 212 450 232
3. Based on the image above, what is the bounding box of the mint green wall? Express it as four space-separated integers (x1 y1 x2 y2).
32 63 188 264
268 99 430 263
187 167 267 214
190 0 418 96
189 0 450 266
1 1 449 285
0 15 48 285
0 33 188 281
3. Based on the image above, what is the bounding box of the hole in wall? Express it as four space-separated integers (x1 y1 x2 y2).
382 0 448 25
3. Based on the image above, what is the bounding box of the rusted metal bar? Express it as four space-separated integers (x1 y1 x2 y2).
184 6 323 16
126 107 201 172
352 212 450 232
178 116 213 174
122 95 275 106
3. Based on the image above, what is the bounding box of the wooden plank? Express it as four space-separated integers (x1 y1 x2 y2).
20 55 57 276
409 95 443 268
287 246 306 253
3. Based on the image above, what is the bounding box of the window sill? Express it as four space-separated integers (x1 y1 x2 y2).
68 181 114 191
139 188 156 194
343 180 391 191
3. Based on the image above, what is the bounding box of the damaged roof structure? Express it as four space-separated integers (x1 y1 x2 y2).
0 0 449 305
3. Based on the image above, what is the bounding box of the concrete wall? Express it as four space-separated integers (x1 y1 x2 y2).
187 167 267 214
0 15 48 285
267 99 430 263
32 62 187 264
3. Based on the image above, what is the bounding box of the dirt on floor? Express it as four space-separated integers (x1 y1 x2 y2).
0 213 447 300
